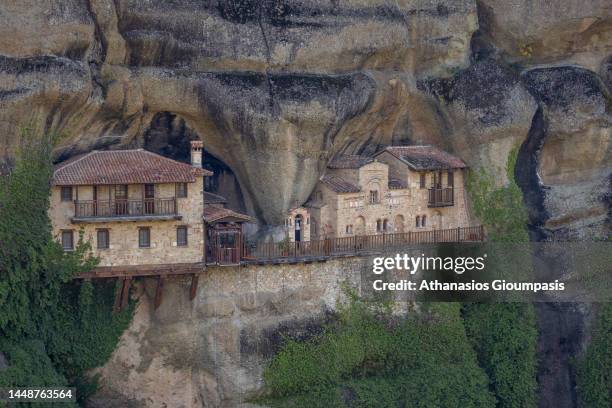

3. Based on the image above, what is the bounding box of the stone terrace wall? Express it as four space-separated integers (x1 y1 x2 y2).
91 257 391 407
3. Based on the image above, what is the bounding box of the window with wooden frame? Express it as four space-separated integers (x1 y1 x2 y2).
60 186 73 202
176 226 188 247
61 230 74 251
97 229 109 249
115 184 128 199
419 174 426 189
369 190 379 204
176 182 188 198
138 227 151 248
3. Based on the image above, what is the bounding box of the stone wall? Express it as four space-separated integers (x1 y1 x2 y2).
307 160 470 239
91 257 381 407
49 177 205 266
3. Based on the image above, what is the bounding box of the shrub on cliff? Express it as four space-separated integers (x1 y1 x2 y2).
261 298 495 407
463 145 538 408
576 302 612 407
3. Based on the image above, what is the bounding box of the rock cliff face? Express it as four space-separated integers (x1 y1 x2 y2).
1 0 608 234
89 259 368 408
1 1 610 406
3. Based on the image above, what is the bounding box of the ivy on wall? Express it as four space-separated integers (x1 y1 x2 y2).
0 128 133 405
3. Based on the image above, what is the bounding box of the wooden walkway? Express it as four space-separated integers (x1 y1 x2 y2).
242 225 484 264
79 225 484 312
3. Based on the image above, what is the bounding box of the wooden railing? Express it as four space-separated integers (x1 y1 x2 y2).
242 225 484 262
74 198 177 218
215 248 240 265
428 187 454 207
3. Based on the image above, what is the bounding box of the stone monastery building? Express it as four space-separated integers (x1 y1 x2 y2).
49 142 251 271
287 146 471 242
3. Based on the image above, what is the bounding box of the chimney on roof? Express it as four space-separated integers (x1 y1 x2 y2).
190 140 203 168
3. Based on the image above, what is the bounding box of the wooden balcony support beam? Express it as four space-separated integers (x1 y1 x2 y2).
113 277 131 313
189 274 199 300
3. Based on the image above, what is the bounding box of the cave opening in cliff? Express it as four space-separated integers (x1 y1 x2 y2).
143 111 248 215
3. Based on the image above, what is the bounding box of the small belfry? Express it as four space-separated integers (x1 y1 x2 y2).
285 145 471 242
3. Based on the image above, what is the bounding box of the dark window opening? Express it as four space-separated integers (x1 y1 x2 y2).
416 216 420 228
177 226 188 247
97 229 109 249
62 230 74 250
419 174 426 189
447 171 454 187
369 190 379 204
61 186 73 202
144 184 155 198
139 227 151 248
176 182 188 198
115 185 128 199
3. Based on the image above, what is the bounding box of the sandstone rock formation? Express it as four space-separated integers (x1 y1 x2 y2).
1 0 609 234
90 259 367 408
1 1 611 406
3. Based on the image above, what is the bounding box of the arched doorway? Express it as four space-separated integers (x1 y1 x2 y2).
394 215 405 232
294 214 303 242
355 216 366 235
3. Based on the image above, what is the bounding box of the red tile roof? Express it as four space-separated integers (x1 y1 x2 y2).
320 175 361 193
388 178 408 189
376 146 466 171
327 155 374 169
203 206 253 223
52 149 212 186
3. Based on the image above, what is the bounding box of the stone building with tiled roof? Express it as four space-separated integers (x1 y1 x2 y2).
285 146 471 241
50 141 252 269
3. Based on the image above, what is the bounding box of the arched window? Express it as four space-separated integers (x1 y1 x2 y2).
369 190 379 204
422 215 427 228
376 219 382 232
383 219 389 232
416 216 420 228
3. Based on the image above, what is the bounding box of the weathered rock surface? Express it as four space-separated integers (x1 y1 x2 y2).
478 0 612 70
1 1 611 407
521 66 611 239
90 259 366 408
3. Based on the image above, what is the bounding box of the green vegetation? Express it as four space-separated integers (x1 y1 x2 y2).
462 304 537 408
463 145 538 407
260 147 540 407
465 145 529 243
259 294 495 407
0 128 133 405
576 302 612 407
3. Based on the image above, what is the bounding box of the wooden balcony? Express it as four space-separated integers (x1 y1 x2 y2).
72 198 180 222
428 187 454 207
